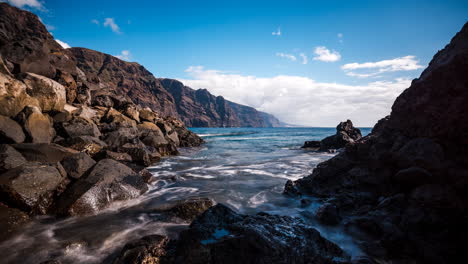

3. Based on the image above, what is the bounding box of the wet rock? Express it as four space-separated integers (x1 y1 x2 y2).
172 204 350 264
56 159 148 216
302 140 321 149
112 234 169 264
283 179 301 196
15 106 55 143
61 152 96 179
19 72 66 112
0 202 30 240
392 167 432 189
396 138 444 170
0 144 26 173
0 162 67 214
0 115 25 143
315 202 341 225
12 143 78 163
156 198 214 221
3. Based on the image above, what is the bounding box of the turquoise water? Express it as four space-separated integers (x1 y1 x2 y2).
0 127 371 263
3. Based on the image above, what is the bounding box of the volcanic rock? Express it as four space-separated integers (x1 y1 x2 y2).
0 115 25 143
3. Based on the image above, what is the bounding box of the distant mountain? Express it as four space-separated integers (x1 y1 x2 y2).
159 78 284 127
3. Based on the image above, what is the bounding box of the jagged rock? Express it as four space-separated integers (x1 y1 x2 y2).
15 106 55 143
139 108 159 123
0 115 25 143
94 150 133 163
0 144 26 173
0 202 30 240
0 162 68 214
12 143 78 163
319 120 362 151
171 204 350 264
120 103 140 122
165 117 204 147
100 108 137 132
76 105 98 121
61 152 96 179
56 159 148 216
113 235 169 264
393 167 433 189
157 122 179 146
0 70 39 117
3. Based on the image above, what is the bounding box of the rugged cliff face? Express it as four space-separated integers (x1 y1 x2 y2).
285 22 468 264
159 78 283 127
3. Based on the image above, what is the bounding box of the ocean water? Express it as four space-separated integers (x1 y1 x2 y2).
0 127 371 263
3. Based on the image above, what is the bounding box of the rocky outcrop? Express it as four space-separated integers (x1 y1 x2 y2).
0 2 203 227
301 120 362 151
286 22 468 263
112 204 350 264
159 78 283 127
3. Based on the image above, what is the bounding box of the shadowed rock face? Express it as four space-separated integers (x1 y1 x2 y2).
159 78 283 127
286 22 468 264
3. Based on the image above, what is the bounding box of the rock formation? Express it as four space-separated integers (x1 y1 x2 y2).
0 2 203 239
302 120 362 151
286 22 468 264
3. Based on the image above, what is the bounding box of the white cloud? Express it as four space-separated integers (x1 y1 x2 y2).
342 55 424 78
115 50 131 61
55 39 71 49
91 19 100 25
272 27 281 36
276 53 296 61
3 0 44 10
299 53 308 64
180 66 412 126
104 18 121 34
313 46 341 62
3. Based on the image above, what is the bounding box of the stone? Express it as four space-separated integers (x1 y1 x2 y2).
112 235 169 264
155 198 214 221
0 162 67 214
61 152 96 179
12 143 78 163
172 204 350 264
120 103 140 122
59 116 101 138
19 72 66 112
393 167 433 189
100 108 137 132
139 108 159 123
0 144 26 173
15 106 55 143
0 71 39 117
157 122 179 146
0 115 25 143
302 140 321 149
315 202 341 225
0 202 30 240
56 136 107 156
319 120 362 151
56 159 148 216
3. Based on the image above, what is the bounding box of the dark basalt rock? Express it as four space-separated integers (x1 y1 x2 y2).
154 198 214 221
286 22 468 263
60 152 96 179
55 159 148 216
0 115 25 143
0 202 30 241
170 204 350 264
14 106 56 143
319 120 362 151
12 143 78 163
315 202 341 225
112 235 169 264
0 144 26 173
301 140 321 149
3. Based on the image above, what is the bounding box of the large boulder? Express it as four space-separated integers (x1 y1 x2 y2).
0 70 39 117
56 135 107 156
60 152 96 179
0 202 30 240
57 116 101 138
154 198 214 221
19 72 66 112
0 115 25 143
15 106 55 143
56 159 148 216
0 144 26 173
100 108 137 132
12 143 78 163
171 204 350 264
112 235 169 264
0 162 68 214
319 120 362 151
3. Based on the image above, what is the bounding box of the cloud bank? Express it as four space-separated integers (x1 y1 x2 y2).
180 66 412 127
342 55 423 78
3 0 44 10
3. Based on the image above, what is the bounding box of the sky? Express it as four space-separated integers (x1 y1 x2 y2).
4 0 467 126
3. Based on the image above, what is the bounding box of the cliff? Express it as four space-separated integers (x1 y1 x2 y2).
159 78 283 127
285 22 468 264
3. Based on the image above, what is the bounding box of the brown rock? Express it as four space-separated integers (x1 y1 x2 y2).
19 72 66 112
0 115 25 143
15 106 55 143
0 144 26 173
113 235 169 264
61 152 96 179
0 202 30 240
12 143 78 163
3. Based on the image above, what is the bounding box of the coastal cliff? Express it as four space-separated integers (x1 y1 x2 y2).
285 22 468 263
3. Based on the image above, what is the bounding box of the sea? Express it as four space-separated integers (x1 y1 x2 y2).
0 127 372 263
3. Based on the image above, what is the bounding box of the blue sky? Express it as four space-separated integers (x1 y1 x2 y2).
5 0 468 126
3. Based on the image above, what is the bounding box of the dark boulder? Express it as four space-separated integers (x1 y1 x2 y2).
56 159 148 216
0 144 26 173
12 143 78 163
61 152 96 179
56 135 107 156
301 140 321 149
0 115 25 143
171 204 350 264
315 202 341 225
57 116 101 138
155 198 214 221
319 120 362 151
0 202 30 240
112 235 169 264
0 162 68 214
